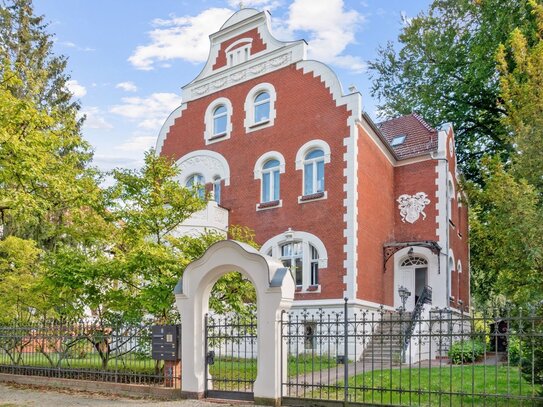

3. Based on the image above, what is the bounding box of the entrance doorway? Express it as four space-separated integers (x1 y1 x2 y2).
415 267 427 304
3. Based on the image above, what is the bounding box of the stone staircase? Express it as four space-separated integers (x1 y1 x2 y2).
360 312 411 366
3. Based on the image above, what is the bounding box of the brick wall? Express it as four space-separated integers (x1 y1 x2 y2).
161 63 350 300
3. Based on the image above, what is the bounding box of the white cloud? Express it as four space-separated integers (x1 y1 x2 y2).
81 106 113 129
128 8 233 70
110 92 181 130
286 0 367 73
226 0 281 11
116 81 138 92
66 79 87 98
116 135 157 153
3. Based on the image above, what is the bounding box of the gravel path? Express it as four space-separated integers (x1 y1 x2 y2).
0 383 249 407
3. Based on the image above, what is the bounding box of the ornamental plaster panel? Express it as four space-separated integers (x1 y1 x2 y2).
397 192 431 224
176 150 231 186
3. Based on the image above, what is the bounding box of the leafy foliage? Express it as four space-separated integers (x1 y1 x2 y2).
369 0 536 180
448 339 484 364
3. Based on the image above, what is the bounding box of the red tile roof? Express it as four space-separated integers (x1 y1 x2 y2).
378 113 438 160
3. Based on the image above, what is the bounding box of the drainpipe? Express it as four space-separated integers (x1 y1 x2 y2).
431 152 450 307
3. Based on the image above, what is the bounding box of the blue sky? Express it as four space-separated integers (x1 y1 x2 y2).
32 0 431 171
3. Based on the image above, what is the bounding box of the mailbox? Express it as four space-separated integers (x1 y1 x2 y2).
151 325 180 361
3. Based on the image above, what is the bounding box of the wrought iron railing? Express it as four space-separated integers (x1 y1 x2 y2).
0 321 178 386
401 285 433 358
281 301 543 406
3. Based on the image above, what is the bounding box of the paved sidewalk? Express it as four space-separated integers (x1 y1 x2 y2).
0 383 248 407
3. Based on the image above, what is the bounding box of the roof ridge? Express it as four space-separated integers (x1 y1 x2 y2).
411 112 436 132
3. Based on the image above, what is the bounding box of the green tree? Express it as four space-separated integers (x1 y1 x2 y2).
468 157 543 306
497 0 543 193
369 0 536 180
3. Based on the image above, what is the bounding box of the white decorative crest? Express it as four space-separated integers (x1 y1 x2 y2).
397 192 431 224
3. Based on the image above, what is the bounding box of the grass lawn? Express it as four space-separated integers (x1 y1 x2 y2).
307 365 540 406
0 352 161 375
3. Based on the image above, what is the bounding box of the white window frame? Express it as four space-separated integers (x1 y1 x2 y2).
261 159 280 203
261 230 328 292
225 38 253 67
244 83 277 132
303 149 325 196
295 140 331 203
185 173 206 200
204 97 233 145
254 151 285 210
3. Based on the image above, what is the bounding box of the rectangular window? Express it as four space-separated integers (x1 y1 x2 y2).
273 170 280 200
255 103 269 123
213 116 227 135
316 161 324 192
304 163 313 195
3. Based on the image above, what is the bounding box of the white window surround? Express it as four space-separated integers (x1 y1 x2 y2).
225 38 253 67
254 151 285 209
204 97 233 144
261 229 328 291
295 140 331 201
244 82 277 133
253 151 285 179
176 150 231 186
457 260 462 274
295 139 331 170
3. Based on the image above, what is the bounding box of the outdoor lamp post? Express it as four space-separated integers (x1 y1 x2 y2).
398 285 411 312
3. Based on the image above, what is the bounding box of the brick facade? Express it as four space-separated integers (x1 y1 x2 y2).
157 8 470 311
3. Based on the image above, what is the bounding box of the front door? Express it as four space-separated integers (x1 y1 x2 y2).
204 312 257 400
415 267 427 304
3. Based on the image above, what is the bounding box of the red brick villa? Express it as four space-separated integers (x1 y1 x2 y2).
156 8 470 318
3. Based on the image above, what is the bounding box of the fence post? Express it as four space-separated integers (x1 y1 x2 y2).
344 297 348 406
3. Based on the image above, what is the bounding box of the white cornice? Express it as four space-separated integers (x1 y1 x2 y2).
182 42 305 102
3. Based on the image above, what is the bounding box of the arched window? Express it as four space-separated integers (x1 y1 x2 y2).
280 241 303 286
254 91 270 124
244 83 276 132
304 149 325 195
213 105 227 136
204 98 232 144
262 159 280 203
186 173 205 200
400 256 428 267
261 230 327 291
213 177 221 204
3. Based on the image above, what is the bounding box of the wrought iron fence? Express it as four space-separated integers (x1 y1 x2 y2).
204 312 257 400
281 301 543 406
0 321 180 387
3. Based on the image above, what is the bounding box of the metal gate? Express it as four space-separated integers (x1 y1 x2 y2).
204 312 257 400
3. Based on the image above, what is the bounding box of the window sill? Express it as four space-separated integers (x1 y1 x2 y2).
306 285 320 292
298 191 327 204
205 132 230 145
256 200 282 211
249 119 270 129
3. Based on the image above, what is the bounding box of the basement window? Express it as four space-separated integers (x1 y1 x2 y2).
391 135 406 146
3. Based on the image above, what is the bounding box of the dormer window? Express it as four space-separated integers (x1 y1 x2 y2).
225 38 253 67
391 135 406 146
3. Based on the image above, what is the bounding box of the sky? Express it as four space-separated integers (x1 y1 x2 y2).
31 0 432 172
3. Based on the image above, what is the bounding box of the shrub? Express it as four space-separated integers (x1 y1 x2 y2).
448 339 484 364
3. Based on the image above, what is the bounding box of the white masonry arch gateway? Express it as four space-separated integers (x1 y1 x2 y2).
174 240 295 404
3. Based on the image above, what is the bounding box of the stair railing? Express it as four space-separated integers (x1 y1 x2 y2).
401 285 432 361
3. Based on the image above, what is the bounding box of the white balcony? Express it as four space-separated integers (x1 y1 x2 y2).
176 200 229 237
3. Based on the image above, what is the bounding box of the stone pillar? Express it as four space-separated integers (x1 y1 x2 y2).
175 240 294 404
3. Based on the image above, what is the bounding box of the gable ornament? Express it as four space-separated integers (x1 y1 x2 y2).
397 192 431 224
